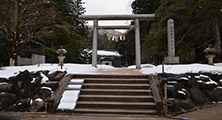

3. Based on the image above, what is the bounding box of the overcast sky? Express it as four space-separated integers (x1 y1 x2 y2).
82 0 134 26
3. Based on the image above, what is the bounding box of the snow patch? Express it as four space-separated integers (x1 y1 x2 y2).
57 102 76 111
217 86 222 89
66 85 82 90
58 90 80 110
18 102 22 106
30 99 33 105
60 96 78 103
168 81 177 84
178 77 189 81
206 80 218 85
70 79 84 84
62 90 80 96
178 90 186 95
41 86 52 91
97 50 121 57
97 65 115 70
0 82 8 85
40 72 49 84
197 80 203 83
182 88 187 91
195 74 209 79
35 98 43 102
167 85 174 88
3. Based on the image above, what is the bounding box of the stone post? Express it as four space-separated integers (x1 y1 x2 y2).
135 19 141 69
92 19 98 67
164 19 180 64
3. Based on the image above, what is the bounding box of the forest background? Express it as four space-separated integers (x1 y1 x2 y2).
0 0 221 66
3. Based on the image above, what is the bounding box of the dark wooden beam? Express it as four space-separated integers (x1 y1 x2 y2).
148 75 163 115
47 74 73 113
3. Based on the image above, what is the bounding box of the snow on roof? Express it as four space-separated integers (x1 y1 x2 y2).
97 50 121 57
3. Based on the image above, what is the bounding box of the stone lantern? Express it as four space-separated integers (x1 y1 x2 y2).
204 44 217 65
56 45 67 69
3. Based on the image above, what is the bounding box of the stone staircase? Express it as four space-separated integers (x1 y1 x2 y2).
73 75 159 115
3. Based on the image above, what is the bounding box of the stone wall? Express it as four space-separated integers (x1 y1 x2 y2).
158 72 222 113
0 70 66 112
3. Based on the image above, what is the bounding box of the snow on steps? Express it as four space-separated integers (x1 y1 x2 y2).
56 79 84 111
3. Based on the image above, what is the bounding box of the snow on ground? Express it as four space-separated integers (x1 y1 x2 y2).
140 63 222 75
2 63 222 111
0 63 115 79
97 50 121 57
1 63 222 79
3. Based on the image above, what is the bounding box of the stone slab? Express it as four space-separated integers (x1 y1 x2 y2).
164 56 180 64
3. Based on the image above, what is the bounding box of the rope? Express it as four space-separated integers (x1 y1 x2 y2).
148 80 161 103
97 25 137 42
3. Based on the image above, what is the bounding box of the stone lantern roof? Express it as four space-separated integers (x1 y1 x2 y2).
204 44 217 55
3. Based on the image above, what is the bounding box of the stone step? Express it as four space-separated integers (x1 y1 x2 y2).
67 75 160 115
73 74 149 79
82 83 150 89
78 95 154 102
84 78 149 84
69 79 84 84
76 101 156 110
74 108 158 115
80 89 152 95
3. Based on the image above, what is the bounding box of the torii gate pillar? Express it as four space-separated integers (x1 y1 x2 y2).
79 14 155 69
135 19 141 69
92 19 98 67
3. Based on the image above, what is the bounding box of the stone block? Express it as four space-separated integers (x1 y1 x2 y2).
164 56 180 64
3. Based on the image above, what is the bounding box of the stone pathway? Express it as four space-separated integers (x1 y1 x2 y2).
96 68 143 75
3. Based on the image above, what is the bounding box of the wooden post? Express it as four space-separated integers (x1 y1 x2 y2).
164 83 168 113
162 61 164 73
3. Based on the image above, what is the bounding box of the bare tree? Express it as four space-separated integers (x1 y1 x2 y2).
0 0 56 65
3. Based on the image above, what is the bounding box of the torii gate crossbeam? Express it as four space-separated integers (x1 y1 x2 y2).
79 14 155 69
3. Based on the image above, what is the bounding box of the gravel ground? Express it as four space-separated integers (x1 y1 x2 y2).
3 103 222 120
177 103 222 120
1 113 171 120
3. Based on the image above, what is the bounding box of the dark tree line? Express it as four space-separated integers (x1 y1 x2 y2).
1 0 221 66
129 0 222 64
0 0 88 65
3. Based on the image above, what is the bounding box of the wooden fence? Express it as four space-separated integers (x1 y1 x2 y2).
17 54 45 66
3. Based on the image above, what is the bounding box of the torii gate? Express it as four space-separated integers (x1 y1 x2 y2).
79 14 155 69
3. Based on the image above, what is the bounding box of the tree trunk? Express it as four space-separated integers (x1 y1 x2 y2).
8 0 21 66
212 19 221 53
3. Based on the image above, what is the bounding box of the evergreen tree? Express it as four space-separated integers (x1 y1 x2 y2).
132 0 222 63
33 0 88 63
130 0 160 63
